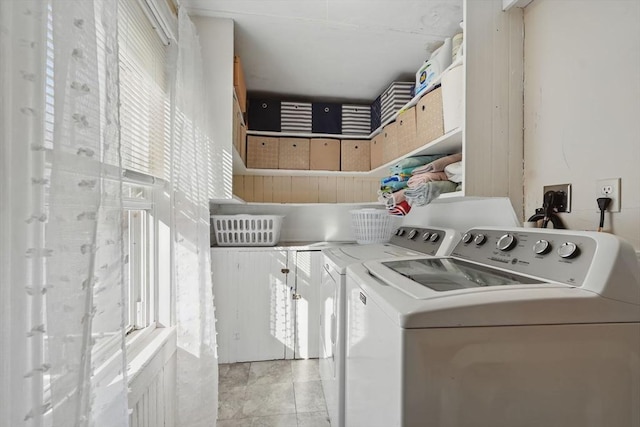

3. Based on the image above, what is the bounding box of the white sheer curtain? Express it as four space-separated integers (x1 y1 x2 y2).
170 8 219 427
1 1 129 426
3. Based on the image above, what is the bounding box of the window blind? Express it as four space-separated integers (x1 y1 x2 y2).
118 0 171 181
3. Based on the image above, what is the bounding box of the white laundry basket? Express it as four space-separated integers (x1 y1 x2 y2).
211 215 284 246
350 209 397 244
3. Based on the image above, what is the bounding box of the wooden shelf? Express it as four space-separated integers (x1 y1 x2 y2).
233 127 462 178
247 130 369 140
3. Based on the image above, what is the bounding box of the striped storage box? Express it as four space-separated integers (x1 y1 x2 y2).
380 82 414 124
281 101 312 133
370 96 382 132
341 104 371 135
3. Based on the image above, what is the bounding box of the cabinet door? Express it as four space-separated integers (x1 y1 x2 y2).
292 250 323 359
212 249 292 363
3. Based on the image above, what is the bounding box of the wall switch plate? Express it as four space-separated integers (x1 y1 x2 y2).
542 183 571 213
596 178 621 212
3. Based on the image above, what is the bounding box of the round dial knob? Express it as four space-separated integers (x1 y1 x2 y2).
422 232 432 241
462 232 474 244
558 242 580 259
533 239 552 255
496 234 518 251
397 229 405 236
474 234 487 245
408 229 419 240
429 233 440 242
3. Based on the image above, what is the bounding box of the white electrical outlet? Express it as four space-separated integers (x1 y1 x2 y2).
596 178 621 212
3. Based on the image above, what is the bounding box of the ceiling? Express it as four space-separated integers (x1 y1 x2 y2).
186 0 463 103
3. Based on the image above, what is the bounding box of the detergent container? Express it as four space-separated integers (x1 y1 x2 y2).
415 37 452 96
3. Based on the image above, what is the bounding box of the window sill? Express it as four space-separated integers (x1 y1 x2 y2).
127 326 177 387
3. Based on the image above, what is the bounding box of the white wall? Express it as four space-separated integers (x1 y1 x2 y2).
523 0 640 249
193 16 235 200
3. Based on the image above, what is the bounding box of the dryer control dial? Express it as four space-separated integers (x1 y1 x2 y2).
462 232 474 244
533 239 552 255
422 232 432 241
429 233 440 243
474 234 487 245
396 229 405 236
497 234 517 251
558 242 580 259
407 229 419 240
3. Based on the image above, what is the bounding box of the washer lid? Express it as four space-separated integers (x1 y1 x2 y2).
323 244 422 274
377 257 546 298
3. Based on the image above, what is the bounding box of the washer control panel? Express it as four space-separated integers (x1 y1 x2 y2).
451 228 598 286
389 226 452 256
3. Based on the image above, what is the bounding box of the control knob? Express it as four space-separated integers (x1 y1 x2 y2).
533 239 552 255
474 234 487 245
558 242 580 259
422 232 431 241
396 229 405 236
408 229 419 240
462 232 474 244
497 234 517 251
429 233 440 243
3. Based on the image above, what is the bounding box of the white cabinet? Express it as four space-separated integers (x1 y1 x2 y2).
211 248 322 363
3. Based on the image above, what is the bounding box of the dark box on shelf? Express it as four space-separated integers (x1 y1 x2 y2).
248 98 281 131
312 102 342 134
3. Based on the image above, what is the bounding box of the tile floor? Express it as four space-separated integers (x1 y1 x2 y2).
218 359 331 427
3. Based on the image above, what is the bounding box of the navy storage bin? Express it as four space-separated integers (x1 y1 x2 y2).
248 98 281 131
312 102 342 134
370 96 382 132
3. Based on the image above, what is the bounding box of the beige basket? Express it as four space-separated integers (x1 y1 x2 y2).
247 136 279 169
341 139 370 171
278 138 310 170
211 215 284 246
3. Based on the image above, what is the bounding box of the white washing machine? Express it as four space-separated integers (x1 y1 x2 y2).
346 227 640 427
320 226 461 427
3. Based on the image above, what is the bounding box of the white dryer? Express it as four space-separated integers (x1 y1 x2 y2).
346 227 640 427
320 226 461 427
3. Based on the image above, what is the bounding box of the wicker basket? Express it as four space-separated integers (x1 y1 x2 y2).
211 215 284 246
350 209 397 244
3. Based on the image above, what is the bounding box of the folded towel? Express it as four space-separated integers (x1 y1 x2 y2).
444 161 463 183
390 154 447 174
388 200 411 216
380 174 409 186
407 171 449 188
381 180 408 192
379 189 406 208
411 152 462 175
405 181 458 206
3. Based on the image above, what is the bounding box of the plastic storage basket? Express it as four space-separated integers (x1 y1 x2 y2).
350 209 397 244
211 215 284 246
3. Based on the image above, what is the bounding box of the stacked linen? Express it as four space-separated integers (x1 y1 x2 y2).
378 154 449 216
404 153 462 206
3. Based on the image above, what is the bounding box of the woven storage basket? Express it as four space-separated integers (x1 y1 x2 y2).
247 136 279 169
211 215 284 246
341 139 370 171
350 209 397 244
278 138 310 170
